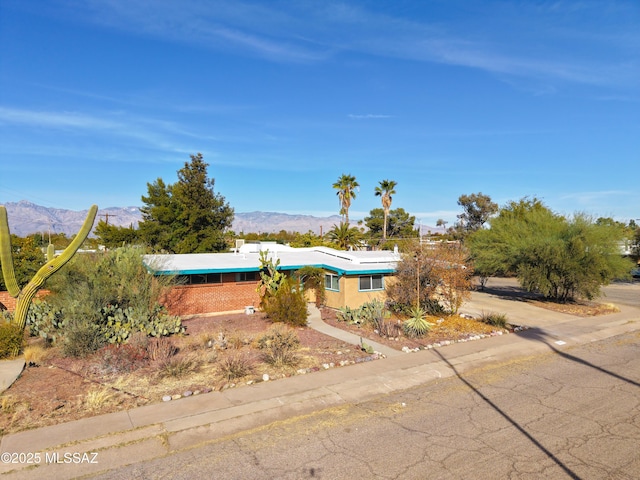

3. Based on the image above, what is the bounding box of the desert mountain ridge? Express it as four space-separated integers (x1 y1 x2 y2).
0 200 352 237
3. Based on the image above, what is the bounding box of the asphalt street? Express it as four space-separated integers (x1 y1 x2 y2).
91 331 640 480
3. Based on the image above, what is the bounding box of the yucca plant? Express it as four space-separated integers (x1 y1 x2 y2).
402 306 433 338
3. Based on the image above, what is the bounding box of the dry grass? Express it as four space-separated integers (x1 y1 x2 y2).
528 300 620 317
83 386 116 411
23 344 50 366
429 315 506 337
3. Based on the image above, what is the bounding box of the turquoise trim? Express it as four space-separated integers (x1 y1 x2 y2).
150 263 395 276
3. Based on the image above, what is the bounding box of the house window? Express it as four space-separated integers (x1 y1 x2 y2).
359 274 383 291
235 272 257 282
178 273 222 285
324 274 339 291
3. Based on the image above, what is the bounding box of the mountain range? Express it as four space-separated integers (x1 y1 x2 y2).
0 201 347 237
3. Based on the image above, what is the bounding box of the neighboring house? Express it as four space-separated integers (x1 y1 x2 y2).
143 242 401 316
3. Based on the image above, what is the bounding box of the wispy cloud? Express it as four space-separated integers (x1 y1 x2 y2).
0 106 198 159
0 107 117 129
348 114 393 120
21 1 640 87
559 190 630 204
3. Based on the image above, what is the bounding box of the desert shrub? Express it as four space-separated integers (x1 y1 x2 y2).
219 353 254 381
0 321 25 359
479 311 508 329
257 326 300 367
158 354 201 379
41 246 183 347
376 319 402 339
147 336 178 362
387 299 444 317
94 343 149 373
227 334 244 350
62 320 105 358
262 277 309 327
402 306 434 338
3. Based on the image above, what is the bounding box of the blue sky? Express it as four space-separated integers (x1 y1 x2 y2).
1 0 638 228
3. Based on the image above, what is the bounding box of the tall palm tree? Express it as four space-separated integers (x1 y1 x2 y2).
374 179 397 240
332 174 359 225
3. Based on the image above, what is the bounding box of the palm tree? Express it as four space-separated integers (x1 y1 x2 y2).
374 179 397 240
332 174 359 225
436 218 448 229
328 222 363 250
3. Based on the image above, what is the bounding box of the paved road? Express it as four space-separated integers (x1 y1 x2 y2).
602 281 640 308
92 331 640 480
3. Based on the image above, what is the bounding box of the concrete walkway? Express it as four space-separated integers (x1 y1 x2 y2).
1 286 638 478
306 303 403 357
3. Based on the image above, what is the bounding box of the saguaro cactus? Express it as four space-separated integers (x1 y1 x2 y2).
0 204 98 332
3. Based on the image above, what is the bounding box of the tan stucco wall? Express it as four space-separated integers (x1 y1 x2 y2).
323 274 391 310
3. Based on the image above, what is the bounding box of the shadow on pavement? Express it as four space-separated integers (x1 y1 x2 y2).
475 284 542 302
432 347 582 480
516 328 640 388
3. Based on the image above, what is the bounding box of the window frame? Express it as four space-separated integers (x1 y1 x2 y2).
178 273 222 285
235 271 257 282
358 274 384 291
324 273 340 291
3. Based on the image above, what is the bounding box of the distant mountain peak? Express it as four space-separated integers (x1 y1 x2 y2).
0 201 344 237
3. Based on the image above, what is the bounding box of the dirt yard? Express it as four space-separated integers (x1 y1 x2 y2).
0 297 611 436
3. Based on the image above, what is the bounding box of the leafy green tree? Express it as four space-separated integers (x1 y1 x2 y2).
328 222 363 250
332 174 359 224
290 231 325 248
456 192 498 235
138 153 234 253
364 207 418 246
375 179 397 240
94 220 139 249
468 197 633 302
436 219 448 229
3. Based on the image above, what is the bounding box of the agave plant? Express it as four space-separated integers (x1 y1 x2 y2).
402 306 433 338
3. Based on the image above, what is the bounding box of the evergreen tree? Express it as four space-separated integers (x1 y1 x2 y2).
138 153 234 253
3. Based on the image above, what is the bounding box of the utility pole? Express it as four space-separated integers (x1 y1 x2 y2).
99 213 117 225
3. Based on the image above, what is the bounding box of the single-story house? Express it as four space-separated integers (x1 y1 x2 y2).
143 242 401 316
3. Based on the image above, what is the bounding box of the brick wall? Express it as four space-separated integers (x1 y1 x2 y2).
0 290 49 312
0 291 16 311
1 282 260 317
161 281 261 316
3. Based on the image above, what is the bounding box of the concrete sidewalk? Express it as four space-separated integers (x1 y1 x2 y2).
0 358 24 395
1 289 638 479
